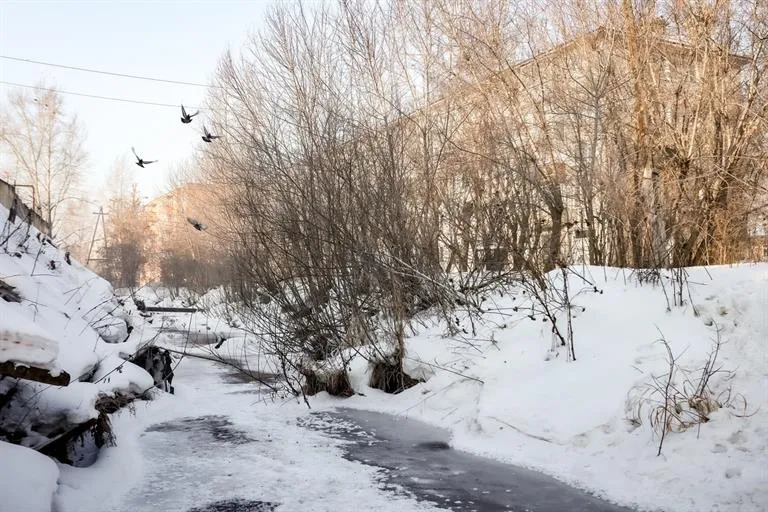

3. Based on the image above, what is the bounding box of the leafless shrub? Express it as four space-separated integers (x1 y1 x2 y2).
628 327 749 456
189 0 767 398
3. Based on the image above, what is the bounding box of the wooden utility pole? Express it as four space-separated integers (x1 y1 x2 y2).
86 207 108 265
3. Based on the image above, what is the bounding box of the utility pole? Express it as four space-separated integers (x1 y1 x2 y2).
86 207 108 266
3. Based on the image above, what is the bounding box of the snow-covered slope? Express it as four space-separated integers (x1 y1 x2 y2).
318 264 768 512
127 286 279 374
1 203 162 512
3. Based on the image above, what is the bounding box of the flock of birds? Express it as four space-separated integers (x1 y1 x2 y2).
131 104 215 232
130 104 219 168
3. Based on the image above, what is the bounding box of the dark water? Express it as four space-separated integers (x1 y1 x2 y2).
303 409 638 512
114 413 281 512
187 499 277 512
147 415 255 444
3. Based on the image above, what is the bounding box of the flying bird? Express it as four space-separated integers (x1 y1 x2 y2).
201 125 220 143
180 104 198 124
132 147 157 168
186 217 207 231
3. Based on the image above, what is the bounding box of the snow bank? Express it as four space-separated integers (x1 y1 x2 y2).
319 264 768 512
127 286 280 376
92 354 155 395
0 202 162 451
0 304 59 369
0 441 60 512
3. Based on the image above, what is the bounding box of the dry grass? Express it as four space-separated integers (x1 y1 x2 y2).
627 328 749 455
300 367 354 397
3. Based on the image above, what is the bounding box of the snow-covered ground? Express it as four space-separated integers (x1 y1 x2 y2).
307 264 768 512
54 355 441 512
2 190 766 512
0 440 59 512
1 202 161 510
127 285 280 376
116 265 768 512
137 264 767 511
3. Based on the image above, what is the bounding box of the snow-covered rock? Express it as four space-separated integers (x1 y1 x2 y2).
0 201 162 452
0 440 60 512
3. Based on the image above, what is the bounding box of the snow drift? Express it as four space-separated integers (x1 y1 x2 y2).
0 202 167 511
315 264 768 512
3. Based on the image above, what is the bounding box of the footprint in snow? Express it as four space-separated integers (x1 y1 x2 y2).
728 430 747 445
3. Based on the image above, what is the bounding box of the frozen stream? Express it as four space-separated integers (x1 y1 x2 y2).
303 409 637 512
81 355 636 512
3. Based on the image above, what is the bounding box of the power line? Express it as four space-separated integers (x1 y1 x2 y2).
0 55 218 89
0 80 204 110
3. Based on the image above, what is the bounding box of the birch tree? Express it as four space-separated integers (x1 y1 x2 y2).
0 85 87 237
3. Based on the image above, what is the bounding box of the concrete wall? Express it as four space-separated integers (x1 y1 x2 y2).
0 178 52 236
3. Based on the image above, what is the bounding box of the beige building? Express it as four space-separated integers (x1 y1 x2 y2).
142 183 217 285
400 27 760 270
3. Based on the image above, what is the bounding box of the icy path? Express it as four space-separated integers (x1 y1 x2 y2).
57 355 634 512
304 410 637 512
55 357 441 512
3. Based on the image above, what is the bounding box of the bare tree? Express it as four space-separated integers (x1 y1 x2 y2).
192 0 767 396
99 162 151 288
0 85 87 237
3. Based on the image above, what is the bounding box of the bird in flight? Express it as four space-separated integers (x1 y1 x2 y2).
201 125 220 143
181 104 198 124
132 147 157 168
186 217 207 231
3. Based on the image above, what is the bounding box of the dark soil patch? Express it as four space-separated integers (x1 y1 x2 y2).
417 441 451 450
0 280 21 302
301 368 354 397
369 360 422 394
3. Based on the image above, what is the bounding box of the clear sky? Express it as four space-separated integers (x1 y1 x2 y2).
0 0 274 201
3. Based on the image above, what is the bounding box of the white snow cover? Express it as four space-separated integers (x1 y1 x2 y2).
0 201 159 382
128 286 280 374
0 202 161 462
54 356 441 512
0 304 59 369
0 440 60 512
91 354 155 395
314 264 768 512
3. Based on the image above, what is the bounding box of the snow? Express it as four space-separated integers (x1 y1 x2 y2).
0 221 159 382
119 266 768 511
91 354 155 395
0 305 59 369
312 264 768 512
0 440 60 512
54 356 442 512
3 188 767 512
0 202 161 464
128 286 282 375
0 202 159 370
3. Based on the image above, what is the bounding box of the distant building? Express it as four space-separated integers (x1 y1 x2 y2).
397 26 758 270
142 183 215 284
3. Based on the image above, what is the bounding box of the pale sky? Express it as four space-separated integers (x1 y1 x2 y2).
0 0 274 201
